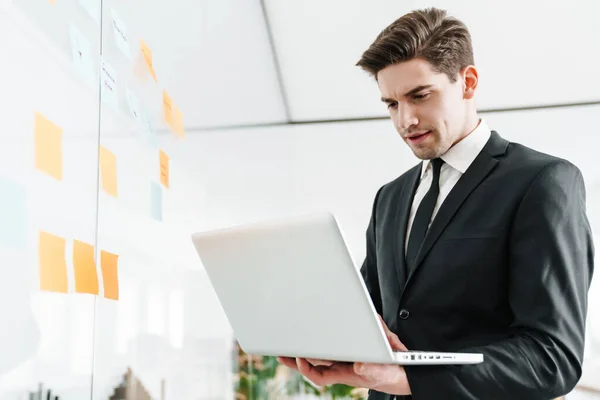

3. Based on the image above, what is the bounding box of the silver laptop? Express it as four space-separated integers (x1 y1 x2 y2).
191 212 483 365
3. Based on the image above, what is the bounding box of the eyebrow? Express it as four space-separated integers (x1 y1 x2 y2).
380 84 435 103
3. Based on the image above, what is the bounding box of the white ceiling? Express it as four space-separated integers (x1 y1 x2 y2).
264 0 600 122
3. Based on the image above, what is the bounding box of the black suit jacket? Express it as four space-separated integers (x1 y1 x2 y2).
361 131 595 400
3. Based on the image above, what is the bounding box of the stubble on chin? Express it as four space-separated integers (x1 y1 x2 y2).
410 134 451 160
410 143 443 160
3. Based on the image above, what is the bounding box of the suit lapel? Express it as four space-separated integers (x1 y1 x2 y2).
402 131 508 292
393 164 421 289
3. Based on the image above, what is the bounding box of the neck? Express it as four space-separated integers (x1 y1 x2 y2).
454 112 480 145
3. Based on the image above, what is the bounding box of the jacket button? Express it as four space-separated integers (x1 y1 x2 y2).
399 309 410 320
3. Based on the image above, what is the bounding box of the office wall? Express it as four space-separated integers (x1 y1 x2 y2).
186 105 600 263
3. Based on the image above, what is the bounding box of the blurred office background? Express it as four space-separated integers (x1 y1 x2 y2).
0 0 598 399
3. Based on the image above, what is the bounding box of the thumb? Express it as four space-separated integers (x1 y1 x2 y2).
389 333 408 351
378 315 408 351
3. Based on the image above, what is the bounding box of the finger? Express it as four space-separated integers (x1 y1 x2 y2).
378 315 394 338
378 315 408 351
299 358 358 387
306 358 335 367
353 362 366 375
277 356 300 371
296 358 323 382
388 333 408 351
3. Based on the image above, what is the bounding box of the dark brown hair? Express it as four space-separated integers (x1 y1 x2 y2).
356 8 474 82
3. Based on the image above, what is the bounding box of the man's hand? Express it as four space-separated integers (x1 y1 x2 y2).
277 356 411 395
276 315 411 395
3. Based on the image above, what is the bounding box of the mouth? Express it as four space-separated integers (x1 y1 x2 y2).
407 131 431 144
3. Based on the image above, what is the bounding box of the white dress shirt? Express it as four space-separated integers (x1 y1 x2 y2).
405 119 492 254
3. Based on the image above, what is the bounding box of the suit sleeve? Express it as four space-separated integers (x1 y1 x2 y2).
404 160 595 399
360 186 384 316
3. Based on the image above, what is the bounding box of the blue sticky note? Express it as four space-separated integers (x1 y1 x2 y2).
150 182 162 221
0 179 27 248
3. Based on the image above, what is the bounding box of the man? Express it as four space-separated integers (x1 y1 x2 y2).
277 7 595 400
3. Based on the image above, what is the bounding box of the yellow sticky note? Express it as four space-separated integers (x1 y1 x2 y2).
73 240 99 295
34 112 63 181
101 250 119 300
39 231 68 293
99 146 118 197
162 90 174 129
173 104 185 139
140 39 157 82
159 150 169 188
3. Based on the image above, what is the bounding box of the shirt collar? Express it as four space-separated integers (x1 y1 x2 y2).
421 118 491 178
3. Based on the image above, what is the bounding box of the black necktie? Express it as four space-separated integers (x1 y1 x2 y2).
406 158 444 270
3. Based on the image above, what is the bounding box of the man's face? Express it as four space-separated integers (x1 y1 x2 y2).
377 58 469 160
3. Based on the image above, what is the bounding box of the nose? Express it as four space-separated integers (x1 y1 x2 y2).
396 104 418 133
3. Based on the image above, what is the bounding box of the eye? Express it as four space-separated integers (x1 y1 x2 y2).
413 93 430 101
387 102 398 109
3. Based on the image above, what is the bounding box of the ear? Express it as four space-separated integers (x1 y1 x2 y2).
462 65 478 100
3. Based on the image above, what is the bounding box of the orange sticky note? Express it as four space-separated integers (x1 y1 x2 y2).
101 250 119 300
34 112 63 181
99 146 118 197
73 240 99 295
173 104 185 139
39 231 68 293
140 39 157 82
162 90 174 129
159 150 169 188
